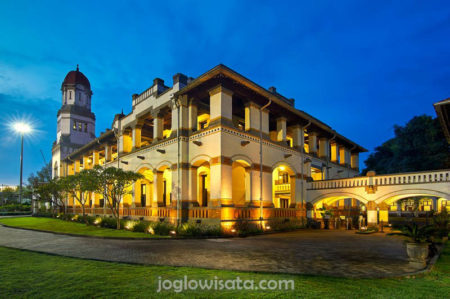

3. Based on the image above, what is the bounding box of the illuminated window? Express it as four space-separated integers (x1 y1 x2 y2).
78 123 82 130
73 121 77 130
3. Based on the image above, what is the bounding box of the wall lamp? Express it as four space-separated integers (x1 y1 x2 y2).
193 141 202 146
241 141 250 146
157 149 166 154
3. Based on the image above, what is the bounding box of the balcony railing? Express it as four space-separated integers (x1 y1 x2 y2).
274 183 291 193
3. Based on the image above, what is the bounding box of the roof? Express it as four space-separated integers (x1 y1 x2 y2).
62 65 91 89
434 98 450 144
175 64 367 152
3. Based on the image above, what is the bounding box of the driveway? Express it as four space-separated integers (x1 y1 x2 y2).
0 225 416 278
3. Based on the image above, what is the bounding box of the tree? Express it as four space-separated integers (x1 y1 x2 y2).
363 115 450 174
33 178 66 216
60 169 98 223
93 166 143 229
0 186 17 205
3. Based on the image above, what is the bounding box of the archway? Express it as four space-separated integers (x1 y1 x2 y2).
157 165 172 207
272 164 295 208
136 167 154 207
232 160 251 206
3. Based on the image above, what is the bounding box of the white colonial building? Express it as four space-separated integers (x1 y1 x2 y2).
52 65 449 228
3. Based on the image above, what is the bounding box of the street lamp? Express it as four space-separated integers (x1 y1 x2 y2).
13 122 32 204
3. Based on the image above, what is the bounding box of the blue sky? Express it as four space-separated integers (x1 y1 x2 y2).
0 0 449 185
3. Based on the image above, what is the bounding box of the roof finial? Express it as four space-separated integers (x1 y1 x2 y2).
76 64 79 71
121 108 124 115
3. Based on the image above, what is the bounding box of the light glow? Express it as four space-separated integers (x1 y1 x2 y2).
13 122 32 134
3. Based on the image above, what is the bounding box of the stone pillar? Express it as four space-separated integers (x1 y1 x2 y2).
308 132 318 155
276 117 287 142
209 85 233 127
104 144 111 162
210 158 232 207
132 126 142 150
432 198 438 211
119 133 132 153
153 115 163 141
262 169 273 207
291 125 304 150
245 168 252 204
304 159 312 178
189 166 198 204
188 99 198 132
152 170 163 207
330 142 339 163
396 201 402 216
131 182 136 208
75 159 81 173
244 102 260 132
339 147 350 166
318 137 329 160
92 150 99 166
351 152 359 170
367 201 378 226
83 156 90 170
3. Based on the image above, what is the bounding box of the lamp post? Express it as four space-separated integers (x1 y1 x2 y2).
13 122 32 204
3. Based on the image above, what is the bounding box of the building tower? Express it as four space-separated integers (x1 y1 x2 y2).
52 65 96 178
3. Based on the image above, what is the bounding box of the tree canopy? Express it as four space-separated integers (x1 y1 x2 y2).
363 115 450 174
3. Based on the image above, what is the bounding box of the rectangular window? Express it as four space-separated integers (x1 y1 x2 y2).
84 123 88 132
73 121 77 130
78 123 82 130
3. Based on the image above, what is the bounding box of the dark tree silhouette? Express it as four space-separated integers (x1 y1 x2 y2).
363 115 450 174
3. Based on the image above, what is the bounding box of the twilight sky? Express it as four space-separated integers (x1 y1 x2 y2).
0 0 449 185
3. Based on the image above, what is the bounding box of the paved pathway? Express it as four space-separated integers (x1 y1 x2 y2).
0 225 417 278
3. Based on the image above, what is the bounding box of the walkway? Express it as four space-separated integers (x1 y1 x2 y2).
0 225 419 278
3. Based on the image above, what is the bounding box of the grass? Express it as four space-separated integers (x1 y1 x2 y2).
0 245 448 298
0 217 169 239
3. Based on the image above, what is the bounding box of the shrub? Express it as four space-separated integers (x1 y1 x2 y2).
232 220 262 237
100 217 117 229
132 221 149 233
150 221 175 236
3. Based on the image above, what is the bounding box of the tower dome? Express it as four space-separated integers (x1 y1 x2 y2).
61 65 91 89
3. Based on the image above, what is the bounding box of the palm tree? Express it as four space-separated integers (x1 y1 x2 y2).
388 222 435 243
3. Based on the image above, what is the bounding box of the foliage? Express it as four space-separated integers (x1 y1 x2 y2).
433 210 450 238
149 221 176 236
363 115 450 174
232 220 263 236
0 203 31 212
92 166 143 229
32 178 65 217
388 222 436 243
266 218 306 231
59 169 99 224
176 222 222 237
0 187 18 204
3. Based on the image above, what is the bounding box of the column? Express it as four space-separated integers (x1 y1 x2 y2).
83 156 90 170
432 198 438 211
351 152 359 170
75 159 81 173
209 85 233 127
291 125 304 150
92 150 99 166
189 166 198 204
308 132 318 155
276 117 287 142
153 115 163 141
339 147 350 166
132 126 142 150
367 201 378 226
318 137 329 160
104 144 111 162
210 158 232 207
330 142 339 163
119 133 132 153
245 102 260 132
378 202 389 224
396 201 402 216
304 159 312 178
152 170 163 207
188 99 198 132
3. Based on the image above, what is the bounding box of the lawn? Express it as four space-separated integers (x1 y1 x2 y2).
0 245 448 298
0 217 169 239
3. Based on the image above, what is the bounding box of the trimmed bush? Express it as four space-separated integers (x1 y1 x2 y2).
150 222 175 236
